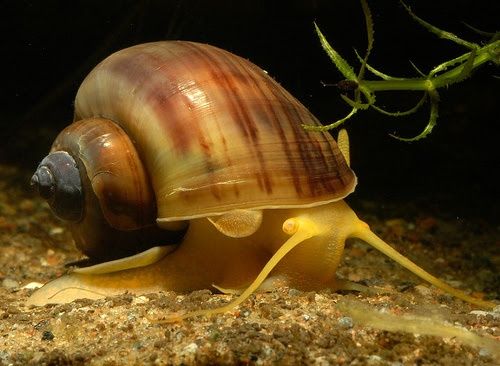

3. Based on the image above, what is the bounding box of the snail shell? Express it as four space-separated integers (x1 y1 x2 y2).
76 41 356 219
32 41 356 259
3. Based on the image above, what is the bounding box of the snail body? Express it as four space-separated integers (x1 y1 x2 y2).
27 41 494 312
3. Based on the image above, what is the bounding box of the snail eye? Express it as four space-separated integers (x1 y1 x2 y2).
31 151 83 222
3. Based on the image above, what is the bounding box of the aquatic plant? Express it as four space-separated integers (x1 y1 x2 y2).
306 0 499 141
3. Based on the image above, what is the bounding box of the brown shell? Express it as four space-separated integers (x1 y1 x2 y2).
74 41 356 222
51 118 156 230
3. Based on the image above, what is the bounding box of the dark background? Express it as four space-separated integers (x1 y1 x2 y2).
2 0 499 221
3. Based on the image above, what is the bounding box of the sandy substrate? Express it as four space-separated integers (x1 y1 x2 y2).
1 164 499 365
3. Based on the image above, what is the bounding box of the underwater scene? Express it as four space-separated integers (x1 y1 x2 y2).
1 1 499 364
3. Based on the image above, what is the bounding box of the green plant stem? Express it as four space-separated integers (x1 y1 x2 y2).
361 40 498 92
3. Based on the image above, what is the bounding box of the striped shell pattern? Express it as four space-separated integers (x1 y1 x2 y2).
73 41 357 222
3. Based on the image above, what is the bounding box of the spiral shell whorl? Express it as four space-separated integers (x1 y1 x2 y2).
75 41 356 221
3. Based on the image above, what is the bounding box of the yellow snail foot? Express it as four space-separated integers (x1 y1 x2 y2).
73 245 177 275
26 273 110 306
26 245 176 306
26 267 168 306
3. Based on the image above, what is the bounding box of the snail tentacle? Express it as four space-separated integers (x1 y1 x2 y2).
337 129 350 167
159 216 321 322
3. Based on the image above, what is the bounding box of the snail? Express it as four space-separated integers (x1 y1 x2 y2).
27 41 495 316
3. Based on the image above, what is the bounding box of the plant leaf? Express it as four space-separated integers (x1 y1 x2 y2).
372 93 427 116
357 0 375 80
303 107 359 132
314 22 357 80
390 89 439 141
400 1 478 49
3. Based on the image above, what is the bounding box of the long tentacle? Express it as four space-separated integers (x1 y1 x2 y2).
158 217 319 322
352 221 496 309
